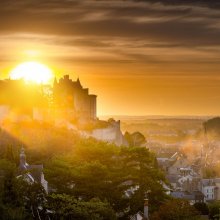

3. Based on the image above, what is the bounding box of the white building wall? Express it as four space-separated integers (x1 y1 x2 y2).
215 182 220 200
202 186 216 201
85 122 127 146
92 126 118 142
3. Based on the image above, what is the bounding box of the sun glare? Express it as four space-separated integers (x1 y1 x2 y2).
10 61 53 84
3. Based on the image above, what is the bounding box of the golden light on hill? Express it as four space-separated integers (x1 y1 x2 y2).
10 61 53 84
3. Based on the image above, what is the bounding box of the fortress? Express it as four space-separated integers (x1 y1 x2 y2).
0 75 97 123
0 75 128 146
53 75 97 121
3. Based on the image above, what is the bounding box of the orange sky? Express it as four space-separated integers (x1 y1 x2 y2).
1 0 220 116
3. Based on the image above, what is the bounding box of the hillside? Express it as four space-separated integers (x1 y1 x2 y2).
0 121 167 219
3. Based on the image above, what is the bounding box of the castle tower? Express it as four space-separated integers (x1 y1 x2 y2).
76 77 82 89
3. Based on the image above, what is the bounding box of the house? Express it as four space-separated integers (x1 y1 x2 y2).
214 178 220 200
168 154 190 176
162 153 201 193
200 179 219 201
18 148 48 193
157 152 183 172
157 157 173 172
171 191 204 205
178 168 200 192
166 174 180 190
158 152 191 176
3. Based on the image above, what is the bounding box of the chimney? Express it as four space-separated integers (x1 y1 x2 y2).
20 147 26 168
144 198 149 220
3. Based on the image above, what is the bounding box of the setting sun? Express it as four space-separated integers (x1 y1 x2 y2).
10 61 53 84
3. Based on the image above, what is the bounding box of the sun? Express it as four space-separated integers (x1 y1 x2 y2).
10 61 53 84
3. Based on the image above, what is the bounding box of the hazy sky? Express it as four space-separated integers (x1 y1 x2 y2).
1 0 220 116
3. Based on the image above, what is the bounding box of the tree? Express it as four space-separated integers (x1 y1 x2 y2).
0 159 33 219
14 179 47 219
203 117 220 136
0 123 168 217
46 193 116 220
124 131 146 147
151 199 200 220
45 142 167 215
194 202 209 215
208 201 220 220
120 146 167 214
45 141 130 213
0 159 17 205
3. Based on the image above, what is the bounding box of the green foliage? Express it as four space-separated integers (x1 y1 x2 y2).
47 193 116 220
0 159 17 203
0 158 47 219
0 123 168 217
45 139 129 212
193 202 209 215
208 201 220 220
14 179 46 210
45 139 167 214
124 131 146 147
0 205 30 220
0 170 30 218
120 146 167 214
151 199 200 220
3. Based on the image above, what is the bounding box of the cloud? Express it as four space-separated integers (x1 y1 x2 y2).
0 0 220 66
132 0 220 9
